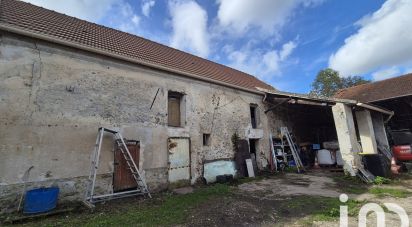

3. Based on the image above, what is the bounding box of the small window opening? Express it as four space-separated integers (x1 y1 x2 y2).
250 104 257 128
249 139 257 154
203 134 210 146
168 91 182 127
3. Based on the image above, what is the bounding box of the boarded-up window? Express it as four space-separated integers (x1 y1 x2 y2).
168 92 182 127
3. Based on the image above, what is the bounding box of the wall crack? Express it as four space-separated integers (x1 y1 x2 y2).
26 41 43 123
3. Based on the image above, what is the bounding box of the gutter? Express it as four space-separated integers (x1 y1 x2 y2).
0 23 265 96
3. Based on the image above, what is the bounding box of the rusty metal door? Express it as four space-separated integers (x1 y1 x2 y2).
113 140 140 192
168 138 190 183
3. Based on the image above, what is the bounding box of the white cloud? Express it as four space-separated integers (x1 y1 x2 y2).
132 15 140 26
142 0 156 17
107 3 141 33
280 41 297 61
371 67 400 81
22 0 141 34
216 0 324 36
227 40 297 81
169 0 209 57
21 0 116 22
329 0 412 76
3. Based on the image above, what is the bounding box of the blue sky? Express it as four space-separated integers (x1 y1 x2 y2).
23 0 412 93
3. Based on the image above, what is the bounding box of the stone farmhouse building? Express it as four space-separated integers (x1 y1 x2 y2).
0 0 393 212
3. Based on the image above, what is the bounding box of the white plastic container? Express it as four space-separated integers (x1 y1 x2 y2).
336 150 344 166
317 149 335 165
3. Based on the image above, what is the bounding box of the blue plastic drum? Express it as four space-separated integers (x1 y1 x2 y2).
23 187 59 214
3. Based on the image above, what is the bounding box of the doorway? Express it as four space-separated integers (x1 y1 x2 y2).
113 140 140 192
168 137 191 184
249 139 259 174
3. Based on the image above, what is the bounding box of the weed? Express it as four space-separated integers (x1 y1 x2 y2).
373 176 391 185
369 187 411 198
284 166 298 173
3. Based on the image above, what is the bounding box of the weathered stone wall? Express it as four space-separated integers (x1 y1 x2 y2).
0 32 274 212
265 104 293 138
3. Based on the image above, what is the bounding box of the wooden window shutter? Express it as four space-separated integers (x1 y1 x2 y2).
168 96 181 127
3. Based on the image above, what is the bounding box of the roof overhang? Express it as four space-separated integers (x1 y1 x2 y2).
355 103 394 116
257 87 356 104
258 87 394 116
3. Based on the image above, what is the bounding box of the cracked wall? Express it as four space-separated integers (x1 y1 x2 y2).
0 32 274 212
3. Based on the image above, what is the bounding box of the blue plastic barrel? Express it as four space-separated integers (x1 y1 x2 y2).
23 187 59 214
288 160 296 167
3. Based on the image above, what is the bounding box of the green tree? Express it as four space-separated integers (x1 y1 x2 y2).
310 68 370 97
341 76 370 88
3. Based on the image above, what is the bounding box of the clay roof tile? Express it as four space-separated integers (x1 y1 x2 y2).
0 0 274 92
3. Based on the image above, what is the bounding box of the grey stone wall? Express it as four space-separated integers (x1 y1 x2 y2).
0 174 111 213
0 32 275 212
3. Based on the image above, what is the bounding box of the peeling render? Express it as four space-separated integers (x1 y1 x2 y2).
0 32 275 212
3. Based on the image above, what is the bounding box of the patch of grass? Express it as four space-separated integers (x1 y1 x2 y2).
284 166 299 173
9 184 231 227
369 187 411 198
287 196 364 225
373 176 391 185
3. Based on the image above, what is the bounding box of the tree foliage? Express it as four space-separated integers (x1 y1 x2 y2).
310 68 370 97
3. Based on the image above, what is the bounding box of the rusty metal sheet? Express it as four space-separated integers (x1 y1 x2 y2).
168 138 190 183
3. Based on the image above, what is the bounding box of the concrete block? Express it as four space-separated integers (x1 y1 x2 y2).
245 159 255 177
356 110 378 154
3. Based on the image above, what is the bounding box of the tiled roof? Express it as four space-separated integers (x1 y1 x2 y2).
0 0 273 92
335 73 412 103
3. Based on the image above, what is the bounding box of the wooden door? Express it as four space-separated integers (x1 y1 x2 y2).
113 140 140 192
168 138 190 183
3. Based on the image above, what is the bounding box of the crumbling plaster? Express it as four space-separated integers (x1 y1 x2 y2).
332 103 362 176
0 32 274 207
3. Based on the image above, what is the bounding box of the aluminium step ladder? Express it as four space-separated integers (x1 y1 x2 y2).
269 132 278 172
280 127 305 172
84 127 151 207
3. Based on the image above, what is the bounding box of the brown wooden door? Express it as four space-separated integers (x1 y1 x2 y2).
113 140 140 192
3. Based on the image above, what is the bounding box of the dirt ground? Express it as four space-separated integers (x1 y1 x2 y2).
234 171 412 226
3 170 412 226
